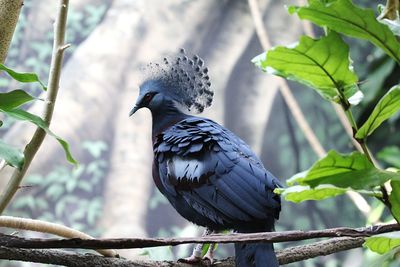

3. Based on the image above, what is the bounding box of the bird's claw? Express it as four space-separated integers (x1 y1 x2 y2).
177 255 214 266
201 255 214 266
178 255 202 264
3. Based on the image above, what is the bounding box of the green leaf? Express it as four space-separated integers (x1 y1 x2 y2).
0 139 24 169
365 232 400 254
252 32 359 102
389 181 400 223
0 63 47 90
276 184 379 203
288 0 400 63
0 108 77 165
275 185 348 202
292 150 400 189
356 85 400 139
378 146 400 168
0 90 38 110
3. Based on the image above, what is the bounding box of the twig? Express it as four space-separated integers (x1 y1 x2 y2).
0 216 116 257
379 0 400 20
0 237 369 266
247 0 326 158
0 0 23 64
0 223 398 250
0 0 70 214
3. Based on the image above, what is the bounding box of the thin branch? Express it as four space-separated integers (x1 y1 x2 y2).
247 0 326 158
0 223 398 250
0 216 116 257
0 237 368 266
379 0 400 20
0 0 23 64
0 0 70 214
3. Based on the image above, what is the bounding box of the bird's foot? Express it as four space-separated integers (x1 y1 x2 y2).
201 255 214 266
178 254 202 264
201 248 214 266
177 255 214 266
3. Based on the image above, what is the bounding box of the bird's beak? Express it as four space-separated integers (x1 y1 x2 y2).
129 94 144 117
129 105 140 116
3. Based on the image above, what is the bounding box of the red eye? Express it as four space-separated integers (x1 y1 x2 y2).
145 93 152 101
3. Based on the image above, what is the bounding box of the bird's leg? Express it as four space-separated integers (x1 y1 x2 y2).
178 228 213 264
202 242 215 266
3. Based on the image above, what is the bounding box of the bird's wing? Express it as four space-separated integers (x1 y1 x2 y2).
154 117 281 227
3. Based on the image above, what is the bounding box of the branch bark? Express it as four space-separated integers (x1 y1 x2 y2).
0 223 398 250
0 0 23 64
0 237 366 266
0 216 116 257
0 0 70 214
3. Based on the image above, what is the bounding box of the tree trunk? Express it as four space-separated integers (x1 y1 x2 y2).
0 0 23 64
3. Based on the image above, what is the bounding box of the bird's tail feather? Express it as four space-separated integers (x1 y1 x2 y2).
234 241 278 267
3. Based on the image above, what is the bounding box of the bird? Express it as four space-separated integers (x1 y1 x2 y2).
129 49 282 267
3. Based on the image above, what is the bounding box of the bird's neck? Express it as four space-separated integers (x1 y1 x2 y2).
151 103 189 139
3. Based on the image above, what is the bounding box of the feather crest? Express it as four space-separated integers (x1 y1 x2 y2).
141 48 214 113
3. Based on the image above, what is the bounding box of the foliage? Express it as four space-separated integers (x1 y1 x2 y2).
8 140 108 235
0 57 75 166
254 0 400 263
0 0 109 168
253 32 359 103
288 0 400 63
0 139 24 169
356 85 400 138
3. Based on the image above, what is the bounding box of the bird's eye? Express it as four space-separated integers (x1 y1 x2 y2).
144 93 153 102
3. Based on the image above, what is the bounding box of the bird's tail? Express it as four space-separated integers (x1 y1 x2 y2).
234 242 278 267
234 223 278 267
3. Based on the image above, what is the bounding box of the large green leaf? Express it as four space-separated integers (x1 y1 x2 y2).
275 185 347 203
276 184 379 203
0 108 77 165
0 139 24 170
389 180 400 223
252 32 359 102
0 90 37 110
0 64 46 90
365 232 400 254
292 150 400 189
356 85 400 139
288 0 400 63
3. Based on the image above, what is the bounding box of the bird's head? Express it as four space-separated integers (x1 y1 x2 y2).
130 49 214 116
129 80 165 116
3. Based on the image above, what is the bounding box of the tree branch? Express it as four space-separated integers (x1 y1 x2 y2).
0 237 366 266
0 223 398 250
0 0 23 64
247 0 326 158
0 0 70 214
0 216 116 257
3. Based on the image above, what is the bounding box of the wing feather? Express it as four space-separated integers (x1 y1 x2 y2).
154 117 281 228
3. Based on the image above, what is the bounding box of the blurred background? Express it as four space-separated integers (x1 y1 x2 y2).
0 0 399 266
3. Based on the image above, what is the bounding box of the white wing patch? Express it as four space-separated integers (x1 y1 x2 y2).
167 156 205 182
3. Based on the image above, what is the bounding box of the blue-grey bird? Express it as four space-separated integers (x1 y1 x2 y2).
130 49 281 267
